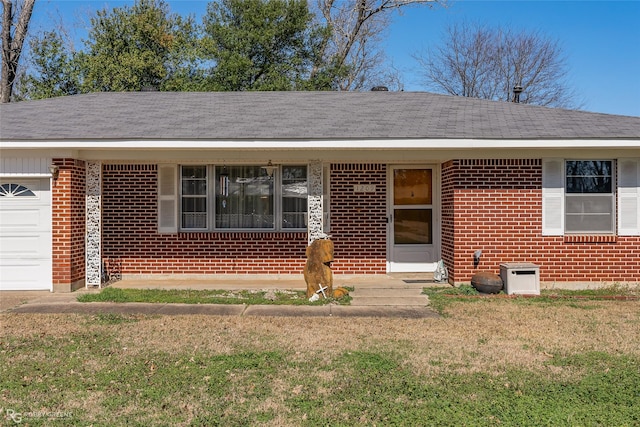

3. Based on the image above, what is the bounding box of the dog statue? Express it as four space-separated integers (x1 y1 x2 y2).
303 238 334 299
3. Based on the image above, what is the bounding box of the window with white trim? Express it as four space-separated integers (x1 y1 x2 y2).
181 166 208 229
175 164 307 231
543 158 640 237
281 165 307 229
565 160 614 233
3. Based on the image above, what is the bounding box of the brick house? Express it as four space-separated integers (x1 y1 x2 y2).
1 91 639 291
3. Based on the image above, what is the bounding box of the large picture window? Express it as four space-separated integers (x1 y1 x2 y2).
565 160 614 233
215 165 274 229
178 164 307 231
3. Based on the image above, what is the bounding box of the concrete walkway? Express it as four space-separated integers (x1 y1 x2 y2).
0 274 443 319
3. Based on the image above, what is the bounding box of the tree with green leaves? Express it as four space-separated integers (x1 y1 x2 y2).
82 0 198 92
202 0 339 91
19 30 81 99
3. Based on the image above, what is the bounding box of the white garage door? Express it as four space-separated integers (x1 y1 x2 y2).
0 178 52 291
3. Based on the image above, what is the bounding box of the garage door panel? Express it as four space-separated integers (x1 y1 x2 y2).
0 233 51 257
0 260 52 290
0 208 45 230
0 178 52 291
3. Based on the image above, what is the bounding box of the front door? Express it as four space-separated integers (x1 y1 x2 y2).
387 166 439 273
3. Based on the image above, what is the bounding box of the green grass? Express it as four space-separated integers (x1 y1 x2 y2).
423 284 639 315
77 287 351 306
1 325 638 426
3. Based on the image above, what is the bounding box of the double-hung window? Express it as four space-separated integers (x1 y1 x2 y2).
281 166 308 229
543 158 640 236
565 160 614 233
173 164 307 231
181 166 208 229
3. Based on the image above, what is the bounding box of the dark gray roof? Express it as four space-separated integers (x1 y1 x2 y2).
1 91 640 141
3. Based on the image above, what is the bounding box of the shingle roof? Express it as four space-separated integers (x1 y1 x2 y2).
1 91 639 141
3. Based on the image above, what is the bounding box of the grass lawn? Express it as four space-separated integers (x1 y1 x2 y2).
1 295 638 426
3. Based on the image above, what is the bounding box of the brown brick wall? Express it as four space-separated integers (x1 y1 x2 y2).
102 164 308 274
98 160 638 283
328 164 387 273
52 158 85 287
101 163 387 276
443 159 640 284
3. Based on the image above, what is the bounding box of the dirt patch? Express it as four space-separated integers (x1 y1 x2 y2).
0 291 51 312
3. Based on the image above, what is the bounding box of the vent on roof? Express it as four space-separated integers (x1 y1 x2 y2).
371 86 389 91
512 85 523 103
141 85 158 92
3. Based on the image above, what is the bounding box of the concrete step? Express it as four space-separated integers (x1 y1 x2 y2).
346 281 435 290
350 296 429 306
351 288 425 298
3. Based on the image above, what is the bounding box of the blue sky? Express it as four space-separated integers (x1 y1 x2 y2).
29 0 640 117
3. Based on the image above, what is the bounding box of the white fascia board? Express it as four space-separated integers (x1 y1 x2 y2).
1 138 639 150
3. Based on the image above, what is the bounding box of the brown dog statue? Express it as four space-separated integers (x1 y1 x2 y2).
303 238 334 299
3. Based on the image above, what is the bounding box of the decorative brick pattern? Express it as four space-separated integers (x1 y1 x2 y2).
52 158 86 289
328 163 387 273
443 159 640 284
564 235 617 243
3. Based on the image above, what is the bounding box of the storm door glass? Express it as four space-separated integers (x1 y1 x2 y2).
393 169 433 244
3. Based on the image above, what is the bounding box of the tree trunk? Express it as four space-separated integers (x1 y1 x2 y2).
1 0 36 103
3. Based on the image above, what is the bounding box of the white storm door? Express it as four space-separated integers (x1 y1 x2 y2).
388 166 438 273
0 178 52 290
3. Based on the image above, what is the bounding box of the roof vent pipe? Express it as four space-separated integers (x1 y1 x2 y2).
512 85 523 103
371 86 389 91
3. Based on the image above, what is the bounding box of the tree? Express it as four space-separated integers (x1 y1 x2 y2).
202 0 334 91
314 0 445 91
1 0 36 103
414 22 580 108
82 0 197 92
19 30 81 99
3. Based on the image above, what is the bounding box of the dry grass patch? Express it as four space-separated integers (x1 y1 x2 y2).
1 299 639 426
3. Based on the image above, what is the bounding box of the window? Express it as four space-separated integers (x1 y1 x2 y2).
177 164 307 231
181 166 207 229
565 160 614 233
282 166 307 228
215 165 274 229
0 183 36 197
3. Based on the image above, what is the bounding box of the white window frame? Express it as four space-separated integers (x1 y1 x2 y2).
180 165 209 231
543 158 640 236
564 160 615 234
174 164 308 232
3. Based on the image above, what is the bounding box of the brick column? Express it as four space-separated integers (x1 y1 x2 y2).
52 159 86 292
